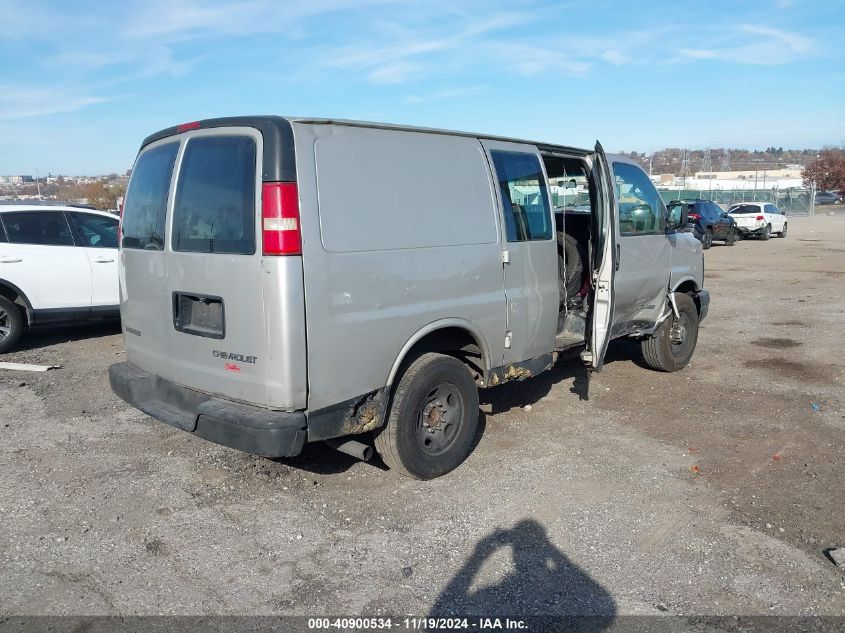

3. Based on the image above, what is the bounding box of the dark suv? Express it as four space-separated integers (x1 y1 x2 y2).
668 199 737 249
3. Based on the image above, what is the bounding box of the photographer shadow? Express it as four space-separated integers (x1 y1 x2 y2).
430 519 615 629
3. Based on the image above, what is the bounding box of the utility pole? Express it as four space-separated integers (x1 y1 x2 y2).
703 149 712 199
752 158 764 193
36 169 41 198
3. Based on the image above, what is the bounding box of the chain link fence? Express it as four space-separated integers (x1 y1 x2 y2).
657 187 816 215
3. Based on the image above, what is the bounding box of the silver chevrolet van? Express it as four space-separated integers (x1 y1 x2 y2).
110 116 709 479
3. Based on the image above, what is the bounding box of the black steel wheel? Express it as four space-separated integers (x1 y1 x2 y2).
374 353 479 479
641 293 700 372
416 382 465 456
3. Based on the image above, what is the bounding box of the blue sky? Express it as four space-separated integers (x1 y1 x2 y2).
1 0 843 174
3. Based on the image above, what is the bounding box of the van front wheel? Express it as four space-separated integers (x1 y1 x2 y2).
374 353 479 479
641 293 699 372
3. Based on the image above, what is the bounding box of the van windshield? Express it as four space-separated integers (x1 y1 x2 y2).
172 135 257 255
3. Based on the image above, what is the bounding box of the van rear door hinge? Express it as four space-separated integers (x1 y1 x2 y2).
504 330 512 349
501 250 510 264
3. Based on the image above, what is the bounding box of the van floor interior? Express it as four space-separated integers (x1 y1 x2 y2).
542 154 594 351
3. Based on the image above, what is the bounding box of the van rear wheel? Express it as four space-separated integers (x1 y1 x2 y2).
641 293 699 372
374 353 479 480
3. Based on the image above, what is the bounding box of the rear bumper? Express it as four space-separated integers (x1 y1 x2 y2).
735 224 766 235
696 289 710 322
109 362 307 458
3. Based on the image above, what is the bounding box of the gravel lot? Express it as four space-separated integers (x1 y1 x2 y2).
1 214 844 618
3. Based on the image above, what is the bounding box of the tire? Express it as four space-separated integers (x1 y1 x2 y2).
760 224 771 241
557 232 586 304
374 352 479 480
641 293 699 373
701 229 713 250
779 223 788 238
0 295 24 354
725 227 737 246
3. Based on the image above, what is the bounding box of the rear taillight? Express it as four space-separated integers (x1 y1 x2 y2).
755 215 765 221
688 212 701 220
262 182 301 256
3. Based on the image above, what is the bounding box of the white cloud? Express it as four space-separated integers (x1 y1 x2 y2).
314 10 537 84
0 85 111 120
679 24 813 65
403 85 487 104
368 62 422 85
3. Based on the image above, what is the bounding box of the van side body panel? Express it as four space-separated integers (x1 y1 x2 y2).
668 233 704 293
294 123 507 412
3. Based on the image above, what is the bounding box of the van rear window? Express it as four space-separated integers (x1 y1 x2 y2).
172 136 256 255
122 143 178 250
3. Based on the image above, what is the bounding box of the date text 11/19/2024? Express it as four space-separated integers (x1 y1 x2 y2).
307 617 528 630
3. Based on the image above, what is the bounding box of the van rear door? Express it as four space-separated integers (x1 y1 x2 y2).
586 142 616 371
163 128 272 406
120 140 180 377
121 124 307 410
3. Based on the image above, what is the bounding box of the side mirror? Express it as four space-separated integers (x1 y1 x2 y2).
667 207 688 231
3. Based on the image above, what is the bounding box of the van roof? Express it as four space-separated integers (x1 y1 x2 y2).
141 115 593 176
288 117 592 156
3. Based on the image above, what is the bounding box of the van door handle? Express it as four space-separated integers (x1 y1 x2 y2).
0 257 22 263
92 257 114 263
615 244 620 271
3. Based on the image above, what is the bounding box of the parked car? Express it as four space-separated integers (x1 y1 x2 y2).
668 199 737 249
0 205 119 353
727 202 787 240
110 116 709 479
815 191 842 205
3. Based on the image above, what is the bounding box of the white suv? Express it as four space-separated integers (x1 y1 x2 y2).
0 204 120 353
727 202 788 240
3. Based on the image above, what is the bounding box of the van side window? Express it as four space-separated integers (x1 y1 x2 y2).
490 151 552 242
122 143 179 250
172 135 257 255
2 211 75 246
613 162 666 236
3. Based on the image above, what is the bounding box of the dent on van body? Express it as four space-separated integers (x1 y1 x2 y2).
668 230 704 293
